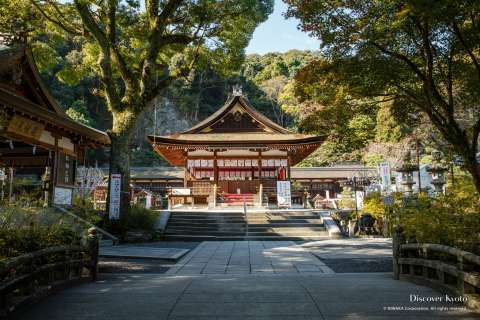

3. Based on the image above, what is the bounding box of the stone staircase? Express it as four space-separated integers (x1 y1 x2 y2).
163 210 331 241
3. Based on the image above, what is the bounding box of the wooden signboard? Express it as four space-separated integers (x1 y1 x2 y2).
109 174 122 220
277 180 292 208
7 115 45 140
56 153 76 186
53 186 73 205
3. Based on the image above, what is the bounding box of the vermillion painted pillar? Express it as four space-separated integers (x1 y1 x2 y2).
213 151 218 207
184 151 188 188
258 151 262 180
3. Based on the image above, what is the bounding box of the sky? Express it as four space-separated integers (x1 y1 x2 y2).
245 0 320 55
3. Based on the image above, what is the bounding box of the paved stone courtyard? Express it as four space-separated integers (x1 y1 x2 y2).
13 240 479 319
166 241 334 275
15 273 478 320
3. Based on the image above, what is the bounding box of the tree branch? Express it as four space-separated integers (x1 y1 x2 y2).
371 42 428 82
107 0 117 44
416 18 454 117
472 118 480 156
157 0 184 28
452 19 480 81
74 0 121 110
30 0 82 35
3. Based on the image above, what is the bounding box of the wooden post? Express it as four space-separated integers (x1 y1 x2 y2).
287 156 291 180
457 256 465 295
87 227 99 281
258 151 262 180
213 183 217 207
8 167 13 204
348 220 355 237
416 139 421 191
213 151 218 183
259 183 263 207
392 225 405 280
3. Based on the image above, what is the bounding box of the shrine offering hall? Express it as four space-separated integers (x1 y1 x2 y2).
148 94 324 206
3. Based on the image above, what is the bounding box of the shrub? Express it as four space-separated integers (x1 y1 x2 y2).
398 178 480 254
362 192 385 219
0 207 85 260
338 189 355 210
361 176 480 254
104 205 159 242
71 195 104 225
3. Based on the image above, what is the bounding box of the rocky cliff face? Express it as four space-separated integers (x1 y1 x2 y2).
131 96 191 149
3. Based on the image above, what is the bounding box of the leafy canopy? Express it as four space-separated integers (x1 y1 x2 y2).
285 0 480 190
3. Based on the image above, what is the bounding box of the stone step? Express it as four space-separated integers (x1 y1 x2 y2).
169 217 321 223
170 212 319 217
169 216 320 222
164 234 332 241
165 210 330 241
165 229 328 236
166 225 325 231
167 222 324 228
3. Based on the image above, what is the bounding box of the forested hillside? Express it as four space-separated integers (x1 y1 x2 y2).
38 44 428 169
38 48 320 166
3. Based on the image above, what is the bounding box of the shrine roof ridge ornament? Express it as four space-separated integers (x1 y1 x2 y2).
232 84 243 96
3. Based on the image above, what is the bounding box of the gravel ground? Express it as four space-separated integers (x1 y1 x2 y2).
320 258 393 273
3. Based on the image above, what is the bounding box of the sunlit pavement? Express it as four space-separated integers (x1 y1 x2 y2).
167 241 335 275
14 240 479 320
15 273 478 320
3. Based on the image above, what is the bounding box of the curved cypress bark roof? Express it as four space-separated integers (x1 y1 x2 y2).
147 93 325 166
182 95 291 134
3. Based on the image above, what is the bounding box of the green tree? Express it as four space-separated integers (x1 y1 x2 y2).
65 100 93 126
3 0 273 216
375 102 404 143
286 0 480 193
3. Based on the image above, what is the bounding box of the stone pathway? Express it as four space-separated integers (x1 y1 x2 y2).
15 273 478 320
167 241 334 275
300 238 394 273
100 246 189 260
11 240 480 319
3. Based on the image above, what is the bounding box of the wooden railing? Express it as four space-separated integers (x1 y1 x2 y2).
393 226 480 311
0 228 99 317
54 206 119 245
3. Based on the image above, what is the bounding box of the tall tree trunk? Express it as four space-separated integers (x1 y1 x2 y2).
108 131 131 216
465 159 480 193
107 110 138 219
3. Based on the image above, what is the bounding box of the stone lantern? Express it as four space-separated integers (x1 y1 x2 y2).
395 151 417 195
427 151 447 195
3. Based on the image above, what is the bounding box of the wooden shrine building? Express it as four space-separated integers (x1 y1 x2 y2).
148 92 324 206
0 38 109 206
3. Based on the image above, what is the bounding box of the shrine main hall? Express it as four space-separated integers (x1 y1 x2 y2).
148 92 325 206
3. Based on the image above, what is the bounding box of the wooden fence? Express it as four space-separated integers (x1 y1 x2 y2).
0 228 99 317
393 226 480 311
